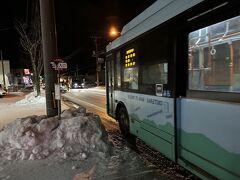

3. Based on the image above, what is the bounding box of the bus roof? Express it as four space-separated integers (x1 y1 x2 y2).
106 0 204 52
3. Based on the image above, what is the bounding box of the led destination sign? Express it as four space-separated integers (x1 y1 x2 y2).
125 48 136 68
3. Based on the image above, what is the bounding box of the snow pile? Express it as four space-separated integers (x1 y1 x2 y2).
0 107 110 163
15 92 45 105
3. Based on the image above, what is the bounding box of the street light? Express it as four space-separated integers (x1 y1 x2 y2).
109 26 120 38
91 27 120 86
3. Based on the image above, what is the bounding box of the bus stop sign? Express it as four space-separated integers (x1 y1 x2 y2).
50 58 67 71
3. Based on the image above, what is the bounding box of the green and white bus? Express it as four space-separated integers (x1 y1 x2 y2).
106 0 240 179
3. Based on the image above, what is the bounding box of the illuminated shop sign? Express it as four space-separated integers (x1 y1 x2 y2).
24 69 30 75
125 48 136 68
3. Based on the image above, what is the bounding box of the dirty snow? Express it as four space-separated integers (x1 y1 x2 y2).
0 107 110 163
0 91 161 180
0 108 159 180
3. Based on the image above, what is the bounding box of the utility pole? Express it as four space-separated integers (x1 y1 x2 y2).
91 36 101 87
0 50 6 90
76 64 78 79
39 0 58 117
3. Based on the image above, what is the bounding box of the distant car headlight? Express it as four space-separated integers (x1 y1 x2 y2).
73 83 78 87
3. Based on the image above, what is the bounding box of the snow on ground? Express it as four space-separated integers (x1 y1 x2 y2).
0 92 46 130
0 91 68 130
0 107 110 163
0 92 160 180
15 92 45 105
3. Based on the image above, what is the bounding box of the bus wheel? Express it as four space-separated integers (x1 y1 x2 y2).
118 107 136 146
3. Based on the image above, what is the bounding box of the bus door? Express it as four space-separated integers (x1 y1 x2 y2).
106 53 115 116
176 13 240 179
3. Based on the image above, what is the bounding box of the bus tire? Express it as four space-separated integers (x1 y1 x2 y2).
118 107 136 146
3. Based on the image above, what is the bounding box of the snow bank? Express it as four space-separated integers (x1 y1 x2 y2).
15 92 45 105
0 107 110 163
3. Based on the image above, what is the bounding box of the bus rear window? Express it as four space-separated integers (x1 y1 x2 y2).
188 15 240 93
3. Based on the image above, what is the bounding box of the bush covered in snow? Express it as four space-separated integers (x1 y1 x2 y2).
0 107 111 163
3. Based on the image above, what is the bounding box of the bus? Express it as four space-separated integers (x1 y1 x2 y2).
105 0 240 179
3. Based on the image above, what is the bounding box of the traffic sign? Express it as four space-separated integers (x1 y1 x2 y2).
50 58 67 71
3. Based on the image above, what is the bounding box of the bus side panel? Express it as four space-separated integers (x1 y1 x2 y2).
115 91 175 160
178 98 240 179
138 123 175 161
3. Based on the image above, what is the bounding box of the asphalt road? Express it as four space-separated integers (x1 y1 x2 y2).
62 87 106 113
61 87 119 132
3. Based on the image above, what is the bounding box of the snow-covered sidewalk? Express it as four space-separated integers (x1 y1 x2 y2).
0 92 68 130
0 92 161 180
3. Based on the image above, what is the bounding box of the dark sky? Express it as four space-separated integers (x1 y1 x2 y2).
0 0 156 74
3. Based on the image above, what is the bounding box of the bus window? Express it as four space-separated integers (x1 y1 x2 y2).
123 67 138 90
138 28 169 95
140 62 168 94
142 63 168 84
188 15 240 93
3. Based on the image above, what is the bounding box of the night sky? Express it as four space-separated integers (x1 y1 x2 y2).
0 0 156 74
